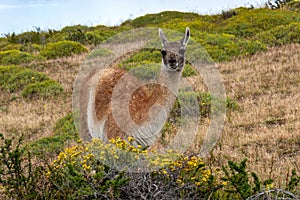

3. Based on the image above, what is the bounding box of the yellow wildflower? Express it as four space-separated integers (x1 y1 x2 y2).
128 136 134 142
176 179 183 185
161 169 168 175
82 163 91 171
46 170 51 178
195 181 201 186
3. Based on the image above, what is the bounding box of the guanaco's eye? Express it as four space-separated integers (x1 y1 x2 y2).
161 49 167 56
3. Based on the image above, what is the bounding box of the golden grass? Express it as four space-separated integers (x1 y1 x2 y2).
0 44 299 189
0 55 85 142
209 43 300 187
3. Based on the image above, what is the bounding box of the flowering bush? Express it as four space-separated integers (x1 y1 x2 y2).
47 137 216 199
0 134 299 199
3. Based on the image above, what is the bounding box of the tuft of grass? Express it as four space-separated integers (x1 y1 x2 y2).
21 80 64 98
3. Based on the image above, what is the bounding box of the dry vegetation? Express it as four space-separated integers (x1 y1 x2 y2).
0 55 85 142
211 43 300 186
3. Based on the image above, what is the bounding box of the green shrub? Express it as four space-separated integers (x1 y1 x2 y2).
53 113 78 136
61 25 89 43
0 65 23 87
256 22 300 46
57 24 120 45
0 50 35 65
220 159 299 198
22 79 63 98
4 68 48 92
182 64 197 77
0 43 22 51
40 41 88 59
84 29 117 45
0 134 44 199
0 39 9 49
17 30 48 44
0 65 48 92
0 65 63 98
20 43 42 53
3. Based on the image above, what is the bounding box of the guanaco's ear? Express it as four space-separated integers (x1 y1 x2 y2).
159 28 168 46
180 27 190 48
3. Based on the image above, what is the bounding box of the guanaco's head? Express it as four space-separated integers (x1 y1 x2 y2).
159 27 190 72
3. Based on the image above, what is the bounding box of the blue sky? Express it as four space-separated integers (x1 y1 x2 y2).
0 0 266 34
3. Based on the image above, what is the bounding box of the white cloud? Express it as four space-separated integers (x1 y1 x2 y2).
0 4 19 9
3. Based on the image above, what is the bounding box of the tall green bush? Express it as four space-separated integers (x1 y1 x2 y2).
0 50 35 65
40 41 88 59
0 65 63 98
4 68 48 92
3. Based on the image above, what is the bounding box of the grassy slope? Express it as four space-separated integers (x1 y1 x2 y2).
0 6 299 191
1 44 298 186
213 43 300 184
0 56 84 142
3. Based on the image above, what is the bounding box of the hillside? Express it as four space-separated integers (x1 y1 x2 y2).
0 4 300 199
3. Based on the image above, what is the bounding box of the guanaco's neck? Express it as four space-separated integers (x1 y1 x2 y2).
158 61 182 95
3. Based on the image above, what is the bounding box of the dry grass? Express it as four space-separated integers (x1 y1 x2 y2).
209 43 300 187
0 55 85 142
0 44 299 189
